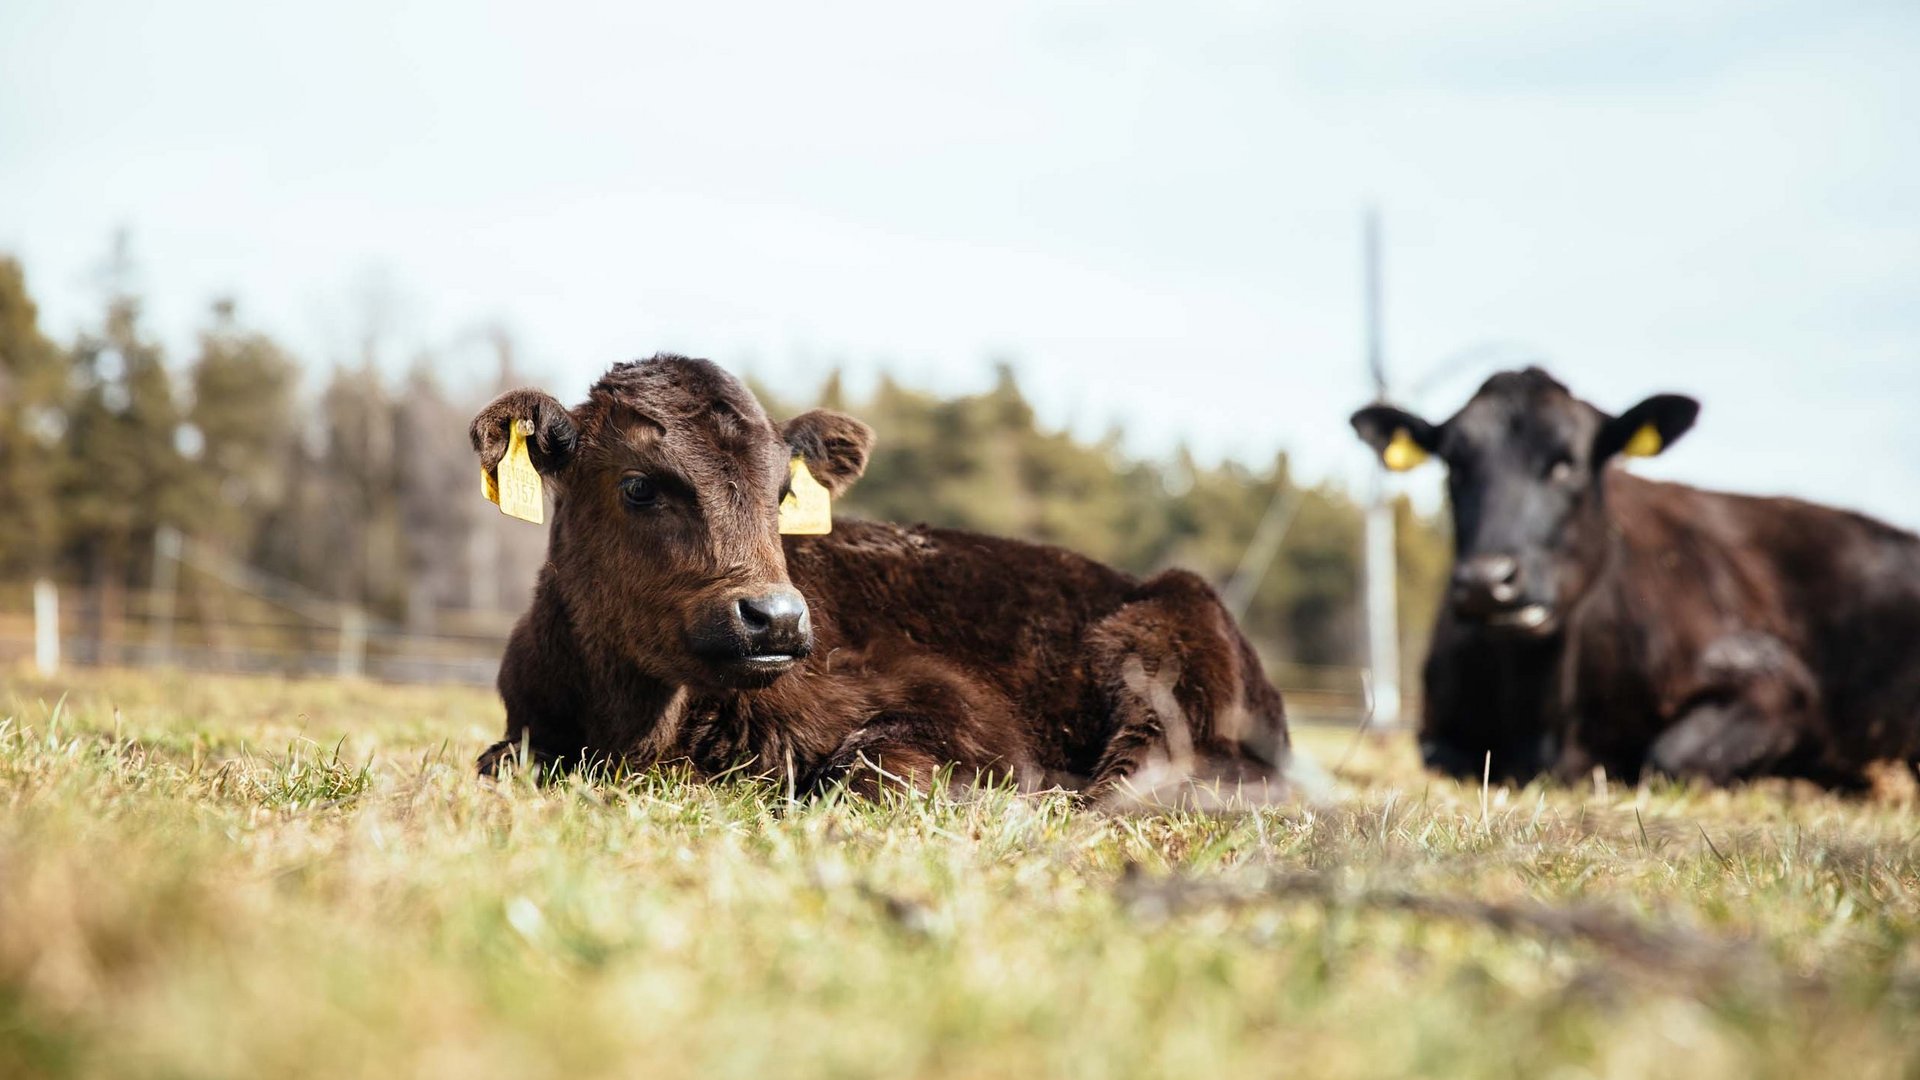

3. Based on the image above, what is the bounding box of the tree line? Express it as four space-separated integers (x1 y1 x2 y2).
0 241 1450 685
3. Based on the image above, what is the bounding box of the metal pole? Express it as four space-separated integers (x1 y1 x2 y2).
33 579 60 676
1362 207 1403 730
1364 207 1386 398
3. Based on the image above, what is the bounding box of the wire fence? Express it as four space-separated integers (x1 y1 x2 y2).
0 595 508 687
0 579 1379 725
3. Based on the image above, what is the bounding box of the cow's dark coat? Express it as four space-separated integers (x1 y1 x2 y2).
471 355 1289 797
1353 368 1920 787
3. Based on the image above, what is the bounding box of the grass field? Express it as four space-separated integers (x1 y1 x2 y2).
1 667 1917 1079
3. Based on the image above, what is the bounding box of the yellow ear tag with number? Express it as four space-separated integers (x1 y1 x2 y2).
484 420 545 524
778 457 832 535
1621 422 1663 458
1382 427 1429 472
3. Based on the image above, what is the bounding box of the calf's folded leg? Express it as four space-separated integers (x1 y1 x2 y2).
805 717 959 798
806 715 1045 798
803 660 1040 797
1083 570 1288 801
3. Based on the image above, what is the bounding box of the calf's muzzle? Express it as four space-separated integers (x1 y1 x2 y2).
686 586 814 686
734 591 811 655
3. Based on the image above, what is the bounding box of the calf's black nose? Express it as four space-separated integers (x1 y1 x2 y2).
732 590 811 655
1451 554 1520 616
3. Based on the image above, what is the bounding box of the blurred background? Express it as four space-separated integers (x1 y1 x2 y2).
1 0 1915 724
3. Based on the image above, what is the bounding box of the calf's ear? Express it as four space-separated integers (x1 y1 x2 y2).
1594 394 1699 462
1350 404 1439 471
470 388 580 476
782 409 874 496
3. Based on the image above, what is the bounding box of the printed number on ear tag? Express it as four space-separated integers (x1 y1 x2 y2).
1383 427 1429 472
778 457 832 535
1621 422 1663 458
483 420 545 524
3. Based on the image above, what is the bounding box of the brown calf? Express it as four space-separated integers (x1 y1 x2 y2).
471 354 1289 798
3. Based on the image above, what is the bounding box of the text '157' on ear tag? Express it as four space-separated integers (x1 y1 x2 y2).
1383 427 1429 472
1622 422 1663 458
778 457 832 535
484 420 545 524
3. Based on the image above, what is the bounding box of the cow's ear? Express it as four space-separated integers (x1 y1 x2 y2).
1594 394 1699 462
470 388 580 476
782 409 873 496
1350 404 1440 471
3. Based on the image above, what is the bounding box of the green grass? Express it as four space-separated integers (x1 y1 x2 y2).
1 667 1917 1079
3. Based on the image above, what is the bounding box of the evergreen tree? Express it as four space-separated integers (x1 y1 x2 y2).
185 299 299 550
61 234 191 646
0 257 71 578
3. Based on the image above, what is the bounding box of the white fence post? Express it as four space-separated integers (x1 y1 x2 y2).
338 608 366 678
1364 480 1402 731
150 525 182 663
33 578 60 676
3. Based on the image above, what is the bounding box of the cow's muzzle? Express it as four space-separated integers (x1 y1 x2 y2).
687 588 814 688
1450 554 1556 635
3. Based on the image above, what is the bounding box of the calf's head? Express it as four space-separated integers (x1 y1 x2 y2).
471 354 872 691
1351 367 1698 639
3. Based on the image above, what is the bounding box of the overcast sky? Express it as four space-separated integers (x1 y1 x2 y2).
3 0 1916 526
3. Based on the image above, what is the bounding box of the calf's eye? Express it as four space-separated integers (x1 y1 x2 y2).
620 475 659 508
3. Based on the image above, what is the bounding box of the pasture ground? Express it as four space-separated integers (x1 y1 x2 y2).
1 667 1916 1079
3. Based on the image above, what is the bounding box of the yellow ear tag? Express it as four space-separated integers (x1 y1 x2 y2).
1621 422 1663 458
485 420 545 524
1382 427 1429 472
778 457 832 535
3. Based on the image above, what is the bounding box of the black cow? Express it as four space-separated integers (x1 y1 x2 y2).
1351 367 1920 787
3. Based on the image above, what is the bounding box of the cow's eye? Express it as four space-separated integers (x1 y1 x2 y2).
1546 456 1575 483
619 475 659 508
